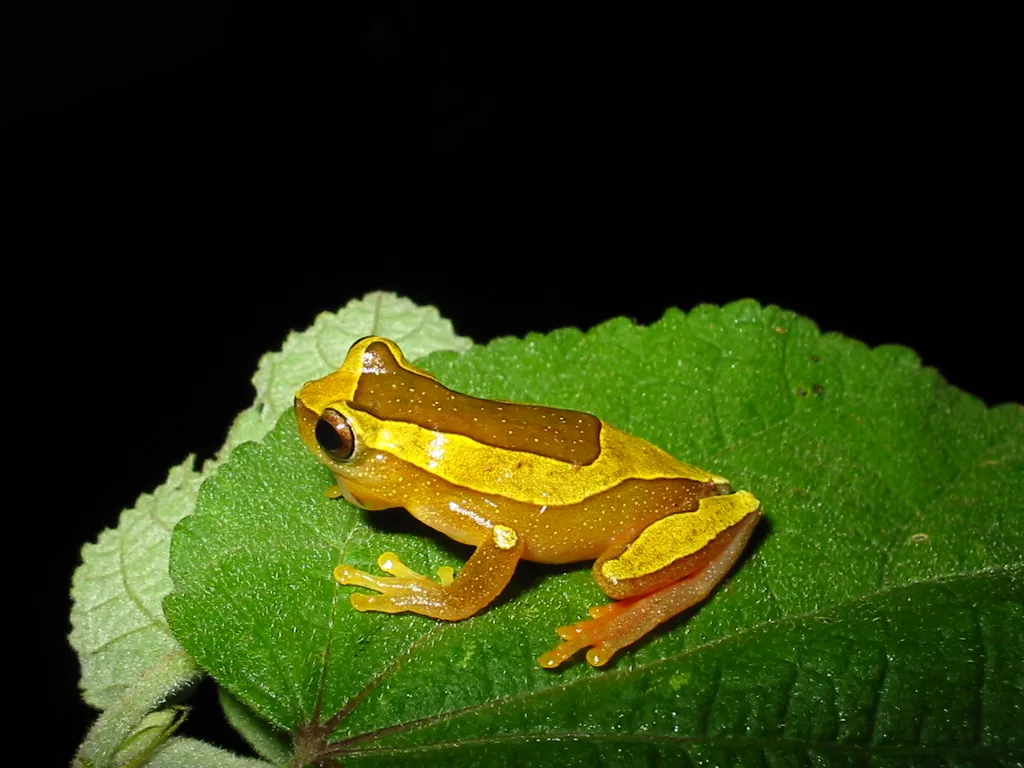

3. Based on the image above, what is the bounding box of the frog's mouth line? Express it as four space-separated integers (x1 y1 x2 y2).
334 474 392 511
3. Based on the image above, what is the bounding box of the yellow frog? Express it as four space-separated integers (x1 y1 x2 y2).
294 336 761 668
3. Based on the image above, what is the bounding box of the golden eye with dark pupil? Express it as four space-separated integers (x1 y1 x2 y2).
315 409 354 461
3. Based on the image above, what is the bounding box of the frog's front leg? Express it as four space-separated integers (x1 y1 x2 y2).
334 524 524 621
539 491 761 669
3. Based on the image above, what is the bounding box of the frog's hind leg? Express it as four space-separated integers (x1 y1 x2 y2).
538 494 760 669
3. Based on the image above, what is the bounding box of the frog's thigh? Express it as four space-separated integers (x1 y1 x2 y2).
539 501 761 668
594 491 760 599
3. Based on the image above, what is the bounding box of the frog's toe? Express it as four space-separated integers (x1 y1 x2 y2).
377 551 426 580
585 645 614 667
333 564 371 587
537 647 571 669
375 551 455 587
350 593 402 613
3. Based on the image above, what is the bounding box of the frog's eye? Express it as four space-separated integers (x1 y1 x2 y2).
315 409 355 462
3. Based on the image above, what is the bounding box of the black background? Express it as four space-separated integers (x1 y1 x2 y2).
8 4 1017 763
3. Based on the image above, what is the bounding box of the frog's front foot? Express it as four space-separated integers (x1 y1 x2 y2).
334 552 454 613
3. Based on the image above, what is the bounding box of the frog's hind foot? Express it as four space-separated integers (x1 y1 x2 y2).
537 509 761 669
537 598 642 668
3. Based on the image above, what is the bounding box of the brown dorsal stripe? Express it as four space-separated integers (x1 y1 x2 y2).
353 341 601 465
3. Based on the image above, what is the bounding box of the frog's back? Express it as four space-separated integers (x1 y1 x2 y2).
350 344 604 466
343 339 719 507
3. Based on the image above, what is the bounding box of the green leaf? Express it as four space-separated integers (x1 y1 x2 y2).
71 459 204 710
221 291 471 453
70 292 470 711
71 291 470 765
165 301 1023 765
219 688 292 765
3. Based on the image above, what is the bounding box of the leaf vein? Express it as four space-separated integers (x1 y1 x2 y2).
118 515 174 639
333 565 1021 749
334 730 1018 759
82 619 165 655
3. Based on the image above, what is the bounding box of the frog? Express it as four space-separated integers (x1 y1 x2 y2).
294 336 762 668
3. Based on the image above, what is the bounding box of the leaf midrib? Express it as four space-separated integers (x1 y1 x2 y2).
331 730 1013 760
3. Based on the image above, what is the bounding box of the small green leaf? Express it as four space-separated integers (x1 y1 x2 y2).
73 650 200 768
143 737 275 768
109 707 187 768
166 301 1023 765
221 291 471 453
